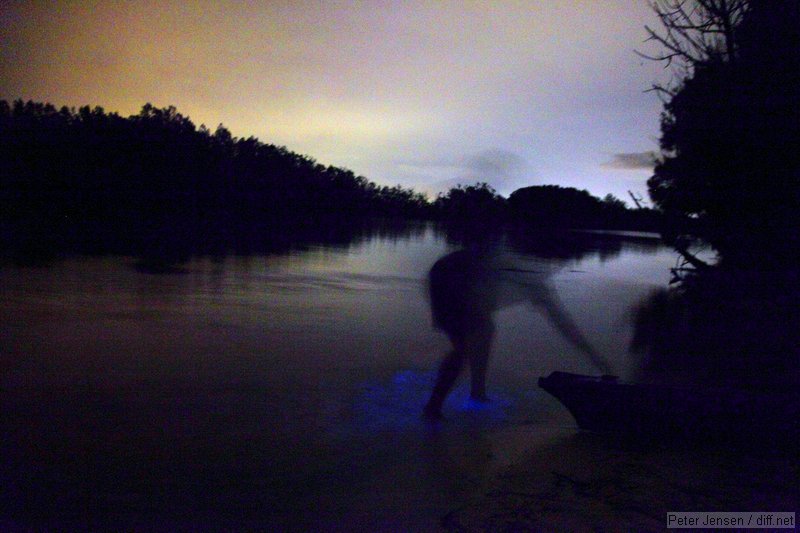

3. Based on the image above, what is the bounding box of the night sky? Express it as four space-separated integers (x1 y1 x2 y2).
1 1 670 203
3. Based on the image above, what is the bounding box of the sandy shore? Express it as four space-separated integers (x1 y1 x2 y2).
442 430 798 531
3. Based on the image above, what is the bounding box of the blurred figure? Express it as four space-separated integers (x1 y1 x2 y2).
424 249 495 418
424 247 610 419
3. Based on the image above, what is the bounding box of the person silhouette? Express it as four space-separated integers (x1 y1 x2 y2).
423 249 495 419
423 246 611 419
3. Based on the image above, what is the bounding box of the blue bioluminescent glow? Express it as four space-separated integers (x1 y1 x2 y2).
336 369 540 438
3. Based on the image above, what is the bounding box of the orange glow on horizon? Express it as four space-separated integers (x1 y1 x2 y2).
1 0 665 200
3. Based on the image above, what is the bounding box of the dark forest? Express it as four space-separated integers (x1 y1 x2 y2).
0 100 658 264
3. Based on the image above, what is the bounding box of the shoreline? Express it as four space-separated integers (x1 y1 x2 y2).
442 429 799 531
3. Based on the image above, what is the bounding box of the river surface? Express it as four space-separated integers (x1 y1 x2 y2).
2 224 794 530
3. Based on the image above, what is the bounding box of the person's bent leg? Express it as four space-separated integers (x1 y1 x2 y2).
468 319 494 401
424 347 465 418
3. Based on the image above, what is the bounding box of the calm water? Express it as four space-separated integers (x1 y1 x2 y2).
4 225 791 530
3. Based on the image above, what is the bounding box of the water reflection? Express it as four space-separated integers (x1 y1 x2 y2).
1 223 685 528
2 217 433 271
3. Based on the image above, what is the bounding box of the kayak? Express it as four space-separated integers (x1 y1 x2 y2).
538 371 799 447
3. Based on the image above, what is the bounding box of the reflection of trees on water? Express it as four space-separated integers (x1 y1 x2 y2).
506 229 617 263
437 222 662 264
10 218 665 275
4 216 432 271
630 270 799 388
159 217 430 265
504 228 661 264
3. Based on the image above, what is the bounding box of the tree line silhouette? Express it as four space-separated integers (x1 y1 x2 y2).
629 0 800 389
509 185 659 231
0 101 431 261
0 100 658 263
645 0 799 272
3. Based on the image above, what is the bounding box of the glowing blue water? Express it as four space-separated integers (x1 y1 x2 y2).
336 369 543 440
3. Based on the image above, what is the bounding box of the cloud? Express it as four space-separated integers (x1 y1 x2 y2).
465 149 529 184
602 151 658 170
